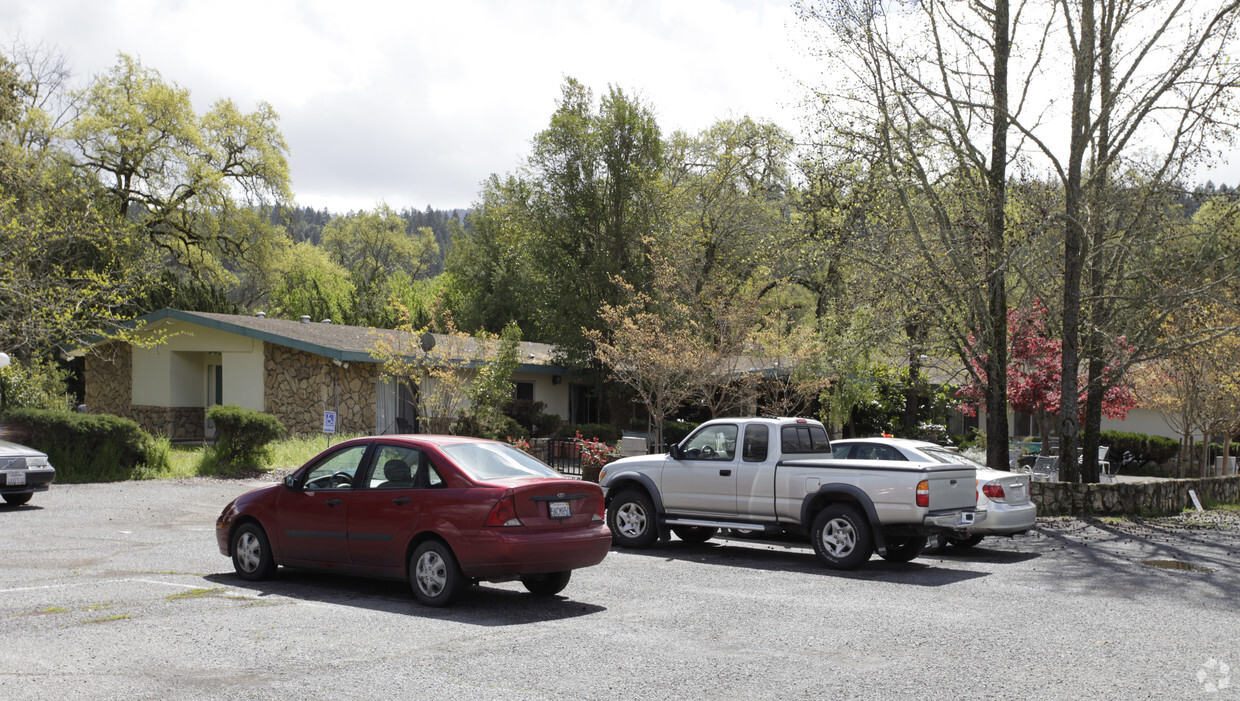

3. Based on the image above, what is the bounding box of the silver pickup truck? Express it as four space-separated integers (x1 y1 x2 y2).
598 417 985 569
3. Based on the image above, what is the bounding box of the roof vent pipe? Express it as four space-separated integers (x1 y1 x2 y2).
254 311 266 318
300 315 311 324
321 319 332 324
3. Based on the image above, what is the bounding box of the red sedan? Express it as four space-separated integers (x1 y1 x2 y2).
215 435 611 606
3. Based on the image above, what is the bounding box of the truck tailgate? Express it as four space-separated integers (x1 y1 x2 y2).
926 466 977 510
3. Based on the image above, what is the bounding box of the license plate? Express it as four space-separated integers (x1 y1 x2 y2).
7 472 25 486
549 501 571 519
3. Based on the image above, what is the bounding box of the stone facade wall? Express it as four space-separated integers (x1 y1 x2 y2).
131 405 206 441
84 343 130 418
1031 475 1240 516
264 344 374 436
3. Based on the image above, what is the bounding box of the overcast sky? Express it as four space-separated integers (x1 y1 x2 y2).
3 0 809 214
5 1 1236 216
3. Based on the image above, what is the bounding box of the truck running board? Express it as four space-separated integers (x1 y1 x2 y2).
664 517 777 532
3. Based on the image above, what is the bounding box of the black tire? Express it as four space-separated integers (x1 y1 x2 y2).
671 525 718 544
520 570 572 596
231 522 277 581
949 534 985 549
607 489 658 548
409 540 464 607
810 504 874 570
881 535 926 563
3 492 32 506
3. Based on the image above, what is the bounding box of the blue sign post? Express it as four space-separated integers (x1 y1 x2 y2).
323 410 337 434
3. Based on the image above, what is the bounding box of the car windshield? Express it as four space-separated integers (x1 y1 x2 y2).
440 442 561 480
922 447 986 469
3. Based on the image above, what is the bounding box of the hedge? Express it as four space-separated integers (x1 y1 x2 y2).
0 408 163 482
1099 430 1180 469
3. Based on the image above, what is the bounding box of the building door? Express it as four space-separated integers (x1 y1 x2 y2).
205 363 223 439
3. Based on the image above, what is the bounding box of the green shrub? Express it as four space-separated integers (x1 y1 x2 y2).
562 423 621 442
452 412 523 441
1 408 164 482
207 405 285 475
662 420 698 446
1100 430 1180 469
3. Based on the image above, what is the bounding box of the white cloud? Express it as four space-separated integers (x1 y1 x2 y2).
4 0 805 212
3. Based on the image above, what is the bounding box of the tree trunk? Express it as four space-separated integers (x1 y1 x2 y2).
984 0 1012 472
903 320 926 437
1059 0 1096 483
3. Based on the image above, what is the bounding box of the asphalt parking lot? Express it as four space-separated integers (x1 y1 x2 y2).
2 478 1239 700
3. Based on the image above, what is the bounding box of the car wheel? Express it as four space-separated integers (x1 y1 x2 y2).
2 492 32 506
671 525 717 544
410 541 463 607
607 489 658 548
520 570 572 596
231 523 277 581
880 535 926 563
949 534 985 549
811 504 874 570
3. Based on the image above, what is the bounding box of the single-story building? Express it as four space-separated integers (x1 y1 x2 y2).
71 308 585 441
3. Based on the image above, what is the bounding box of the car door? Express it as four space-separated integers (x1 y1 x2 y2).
660 423 739 517
735 423 779 518
275 442 370 565
347 442 429 568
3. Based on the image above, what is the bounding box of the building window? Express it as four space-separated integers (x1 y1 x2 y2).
515 382 534 402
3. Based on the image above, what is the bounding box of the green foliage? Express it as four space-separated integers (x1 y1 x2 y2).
1 408 165 482
70 53 292 270
450 78 664 363
206 405 285 475
462 321 522 439
0 357 73 411
504 399 563 438
662 420 698 446
267 241 356 323
562 423 621 443
321 204 439 326
1099 430 1180 469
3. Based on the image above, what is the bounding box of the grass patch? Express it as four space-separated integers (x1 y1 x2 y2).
84 613 133 624
265 433 366 471
26 606 69 616
89 432 370 481
166 587 227 600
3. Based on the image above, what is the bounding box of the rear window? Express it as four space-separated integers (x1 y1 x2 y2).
780 425 831 453
440 442 561 480
923 447 985 469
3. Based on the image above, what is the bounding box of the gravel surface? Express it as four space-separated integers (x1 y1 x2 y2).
1 480 1238 700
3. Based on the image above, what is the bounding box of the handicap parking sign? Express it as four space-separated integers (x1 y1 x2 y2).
323 410 337 434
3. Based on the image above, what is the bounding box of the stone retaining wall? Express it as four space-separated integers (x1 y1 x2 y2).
1031 475 1240 516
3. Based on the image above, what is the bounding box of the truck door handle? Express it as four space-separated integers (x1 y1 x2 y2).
325 499 342 507
719 469 732 476
392 497 412 505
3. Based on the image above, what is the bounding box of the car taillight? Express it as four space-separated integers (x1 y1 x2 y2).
484 493 522 527
916 480 929 507
982 483 1006 499
592 497 605 523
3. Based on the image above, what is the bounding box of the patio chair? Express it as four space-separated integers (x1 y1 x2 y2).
1031 455 1060 482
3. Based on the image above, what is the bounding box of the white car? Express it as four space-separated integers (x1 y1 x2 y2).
831 437 1035 549
0 439 56 506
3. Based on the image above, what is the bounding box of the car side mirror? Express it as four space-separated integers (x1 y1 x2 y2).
669 444 683 460
283 474 298 490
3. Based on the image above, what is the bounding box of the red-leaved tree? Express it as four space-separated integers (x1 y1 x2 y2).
958 301 1136 457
